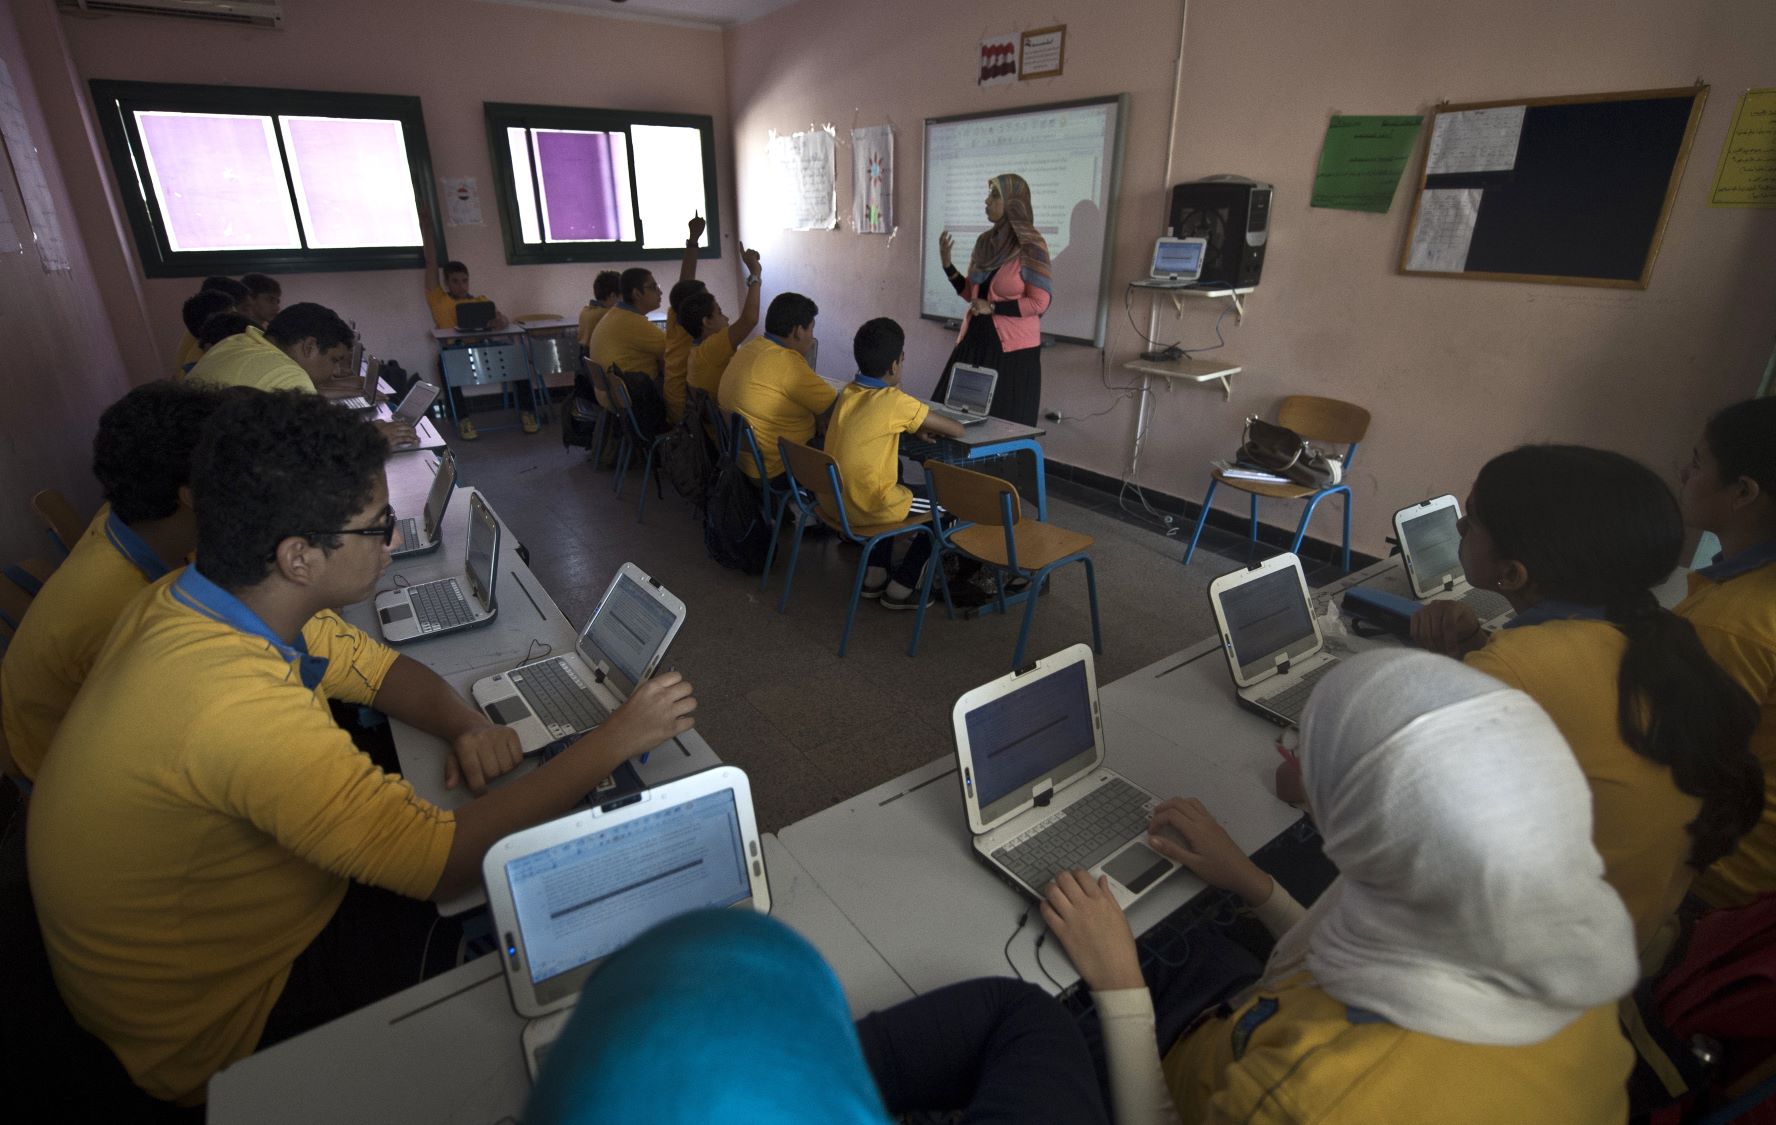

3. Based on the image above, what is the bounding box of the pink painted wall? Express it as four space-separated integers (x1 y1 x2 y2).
725 0 1776 555
50 0 739 383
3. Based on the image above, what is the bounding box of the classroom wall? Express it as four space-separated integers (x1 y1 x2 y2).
0 1 131 564
725 0 1776 555
45 0 740 384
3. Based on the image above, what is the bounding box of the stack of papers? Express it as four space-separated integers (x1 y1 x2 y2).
1212 459 1291 484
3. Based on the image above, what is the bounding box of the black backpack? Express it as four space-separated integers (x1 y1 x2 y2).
657 406 716 507
703 461 773 573
613 367 669 441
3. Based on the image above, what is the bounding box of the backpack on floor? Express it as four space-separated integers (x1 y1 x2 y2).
703 461 772 574
657 404 717 507
613 368 670 441
560 393 601 452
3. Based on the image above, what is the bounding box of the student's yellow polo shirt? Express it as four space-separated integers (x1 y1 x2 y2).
173 330 203 379
825 379 929 527
0 507 173 781
1162 972 1632 1123
717 336 836 481
1679 543 1776 907
687 331 737 401
662 317 696 425
1465 615 1700 950
588 305 666 381
577 303 610 350
427 285 492 331
186 326 315 394
28 568 455 1105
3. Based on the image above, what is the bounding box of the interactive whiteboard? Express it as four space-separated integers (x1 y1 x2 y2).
921 95 1127 346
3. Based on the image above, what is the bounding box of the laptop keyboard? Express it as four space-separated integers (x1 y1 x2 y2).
929 405 983 425
992 777 1156 892
337 395 371 411
1457 587 1512 620
1261 661 1339 725
395 517 420 549
408 578 475 633
511 659 609 736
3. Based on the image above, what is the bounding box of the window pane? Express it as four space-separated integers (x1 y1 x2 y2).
632 124 707 251
133 111 300 252
507 127 542 244
281 116 422 249
531 129 636 243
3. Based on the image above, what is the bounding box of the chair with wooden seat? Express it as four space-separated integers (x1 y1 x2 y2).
923 460 1101 669
770 439 944 658
603 369 671 520
31 490 87 557
1181 395 1370 573
580 363 619 470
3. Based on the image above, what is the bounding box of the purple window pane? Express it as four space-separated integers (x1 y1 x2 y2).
282 116 421 248
135 112 300 251
534 130 621 242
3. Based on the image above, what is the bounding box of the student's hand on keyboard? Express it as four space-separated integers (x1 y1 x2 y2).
444 722 526 795
1039 869 1144 992
598 670 697 759
373 418 419 448
1409 600 1483 656
1145 798 1274 907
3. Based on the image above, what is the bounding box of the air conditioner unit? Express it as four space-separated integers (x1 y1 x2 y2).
57 0 283 28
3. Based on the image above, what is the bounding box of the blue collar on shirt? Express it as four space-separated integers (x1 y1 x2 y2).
1503 599 1608 629
851 374 889 389
616 301 642 315
1699 538 1776 583
169 567 329 690
104 511 173 583
763 332 789 347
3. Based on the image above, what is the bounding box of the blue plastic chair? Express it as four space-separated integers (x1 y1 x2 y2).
604 369 671 522
734 418 795 592
1182 395 1370 573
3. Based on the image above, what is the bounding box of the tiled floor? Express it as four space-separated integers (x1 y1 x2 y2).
445 425 1331 833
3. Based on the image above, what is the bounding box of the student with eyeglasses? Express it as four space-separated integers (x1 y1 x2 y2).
27 392 697 1109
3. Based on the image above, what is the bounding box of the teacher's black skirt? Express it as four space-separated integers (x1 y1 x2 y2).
932 314 1042 426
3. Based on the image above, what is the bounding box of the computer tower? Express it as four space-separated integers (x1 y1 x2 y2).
1169 177 1272 288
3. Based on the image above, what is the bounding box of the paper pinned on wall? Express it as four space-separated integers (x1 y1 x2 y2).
1710 88 1776 208
0 57 69 271
1425 106 1525 175
1405 187 1483 272
441 177 483 226
1311 115 1424 212
1018 26 1065 80
851 125 893 234
979 34 1018 86
768 126 838 231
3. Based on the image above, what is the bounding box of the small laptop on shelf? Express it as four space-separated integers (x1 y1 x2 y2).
1393 495 1514 626
927 363 998 426
953 644 1177 909
1206 552 1341 728
389 449 457 560
375 491 499 643
482 766 769 1081
472 562 687 754
1142 236 1208 287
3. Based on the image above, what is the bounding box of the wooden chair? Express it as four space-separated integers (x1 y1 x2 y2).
924 460 1101 669
770 440 943 657
1182 395 1370 573
31 490 86 556
581 363 618 469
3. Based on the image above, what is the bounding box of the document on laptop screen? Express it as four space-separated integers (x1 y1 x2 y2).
1400 507 1463 585
1222 570 1316 668
588 575 677 684
966 663 1096 806
505 791 750 984
949 367 995 413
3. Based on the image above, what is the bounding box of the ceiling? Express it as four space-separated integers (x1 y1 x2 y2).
477 0 802 28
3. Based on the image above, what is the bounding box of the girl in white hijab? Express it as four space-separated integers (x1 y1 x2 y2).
1043 648 1641 1125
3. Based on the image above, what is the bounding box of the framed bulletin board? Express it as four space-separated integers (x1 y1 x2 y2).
1399 86 1708 288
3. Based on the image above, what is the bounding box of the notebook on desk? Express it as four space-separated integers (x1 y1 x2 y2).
455 300 497 331
1207 552 1341 728
1393 495 1514 626
928 363 997 426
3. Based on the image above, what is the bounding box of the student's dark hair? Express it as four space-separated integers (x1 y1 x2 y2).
1473 444 1763 867
619 268 654 305
240 272 281 297
264 302 354 353
191 391 387 591
853 318 904 378
764 292 818 337
679 290 718 339
668 278 707 317
200 276 249 303
443 260 468 277
1703 397 1776 500
592 270 622 302
92 381 230 524
196 311 254 350
182 288 237 336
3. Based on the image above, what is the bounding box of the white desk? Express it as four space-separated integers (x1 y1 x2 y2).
206 835 911 1123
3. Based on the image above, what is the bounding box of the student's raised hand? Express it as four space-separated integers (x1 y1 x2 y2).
445 721 525 795
688 213 706 243
1040 869 1145 992
600 670 696 759
373 418 418 448
740 243 761 277
938 231 955 269
1146 798 1274 905
1409 600 1481 656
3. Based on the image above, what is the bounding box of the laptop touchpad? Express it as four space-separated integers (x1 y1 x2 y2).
380 605 413 623
1103 842 1170 895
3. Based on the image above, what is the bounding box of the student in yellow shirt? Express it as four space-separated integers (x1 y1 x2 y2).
1 382 229 785
660 216 714 426
417 195 525 438
1040 649 1642 1125
718 292 833 485
188 301 353 394
27 392 697 1107
173 288 237 379
589 216 706 423
1410 445 1761 951
577 270 622 351
825 318 963 608
196 310 255 352
681 246 764 405
1676 398 1776 907
241 272 281 324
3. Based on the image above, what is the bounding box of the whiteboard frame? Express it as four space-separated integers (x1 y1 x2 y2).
920 93 1129 347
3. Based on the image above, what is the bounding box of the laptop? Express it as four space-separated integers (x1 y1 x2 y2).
471 562 687 754
379 379 443 450
1393 495 1514 625
374 490 499 643
1206 552 1341 728
481 766 769 1080
333 353 380 411
954 644 1178 909
455 300 497 331
389 449 457 560
928 363 998 426
1143 236 1208 287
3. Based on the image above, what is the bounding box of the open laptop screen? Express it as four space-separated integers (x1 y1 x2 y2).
947 366 996 414
1152 237 1204 278
586 573 677 685
466 500 499 601
504 789 750 986
1399 506 1463 591
421 453 457 531
1222 568 1315 669
965 661 1096 809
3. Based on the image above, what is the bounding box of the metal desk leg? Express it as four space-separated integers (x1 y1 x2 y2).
966 437 1047 522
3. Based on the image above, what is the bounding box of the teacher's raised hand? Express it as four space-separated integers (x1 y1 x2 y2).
938 230 955 270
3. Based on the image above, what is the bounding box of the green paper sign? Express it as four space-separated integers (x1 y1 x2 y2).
1311 115 1424 213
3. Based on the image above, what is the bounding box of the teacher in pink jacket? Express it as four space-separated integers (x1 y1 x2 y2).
934 174 1053 426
